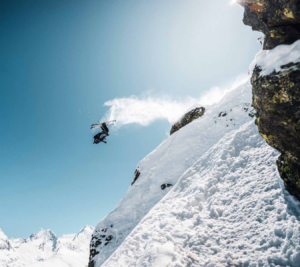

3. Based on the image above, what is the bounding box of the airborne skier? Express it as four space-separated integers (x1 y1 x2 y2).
91 121 115 144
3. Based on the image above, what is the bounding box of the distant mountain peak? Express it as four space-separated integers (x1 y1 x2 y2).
30 229 57 241
0 228 11 250
0 226 94 267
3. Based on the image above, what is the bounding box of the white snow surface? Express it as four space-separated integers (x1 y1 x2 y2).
92 80 267 266
103 121 300 267
0 226 94 267
249 39 300 77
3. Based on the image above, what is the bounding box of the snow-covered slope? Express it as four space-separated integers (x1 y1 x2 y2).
103 121 300 266
0 226 94 267
90 80 262 266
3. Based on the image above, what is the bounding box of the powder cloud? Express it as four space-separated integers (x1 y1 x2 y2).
101 77 248 128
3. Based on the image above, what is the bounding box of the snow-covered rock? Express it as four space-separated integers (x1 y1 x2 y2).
249 39 300 77
0 226 94 267
170 106 205 135
90 79 261 266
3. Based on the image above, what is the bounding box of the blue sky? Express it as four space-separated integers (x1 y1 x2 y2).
0 0 260 238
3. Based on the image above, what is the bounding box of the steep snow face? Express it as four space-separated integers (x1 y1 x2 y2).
102 122 300 267
90 80 255 267
103 121 300 267
0 226 94 267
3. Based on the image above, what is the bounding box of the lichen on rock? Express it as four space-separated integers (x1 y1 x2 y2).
238 0 300 200
237 0 300 49
251 62 300 199
170 107 205 135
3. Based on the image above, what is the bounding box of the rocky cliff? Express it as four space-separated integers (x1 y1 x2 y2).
237 0 300 49
238 0 300 200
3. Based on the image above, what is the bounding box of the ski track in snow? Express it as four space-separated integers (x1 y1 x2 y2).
91 80 275 266
103 121 300 267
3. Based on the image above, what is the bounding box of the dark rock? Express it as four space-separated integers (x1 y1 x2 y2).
251 63 300 200
249 110 256 118
131 168 141 186
89 227 115 267
277 154 300 197
170 107 205 135
105 235 113 242
237 0 300 49
89 249 99 258
218 111 227 117
161 183 173 190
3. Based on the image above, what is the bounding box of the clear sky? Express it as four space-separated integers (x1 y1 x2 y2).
0 0 260 238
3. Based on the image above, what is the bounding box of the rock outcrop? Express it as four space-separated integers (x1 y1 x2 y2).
239 0 300 200
251 62 300 199
170 107 205 135
237 0 300 49
131 168 141 186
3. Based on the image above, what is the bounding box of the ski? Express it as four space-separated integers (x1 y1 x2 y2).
91 120 116 126
90 120 116 129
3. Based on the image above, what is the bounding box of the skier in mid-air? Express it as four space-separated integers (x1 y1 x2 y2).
91 121 115 144
93 131 107 144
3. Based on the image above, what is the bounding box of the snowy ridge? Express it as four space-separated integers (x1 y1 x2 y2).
103 121 300 266
249 39 300 77
91 80 257 266
0 226 94 267
0 229 11 251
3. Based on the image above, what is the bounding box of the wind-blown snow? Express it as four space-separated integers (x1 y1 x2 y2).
249 39 300 77
103 121 300 267
103 96 198 127
91 79 258 266
100 79 246 128
0 226 94 267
